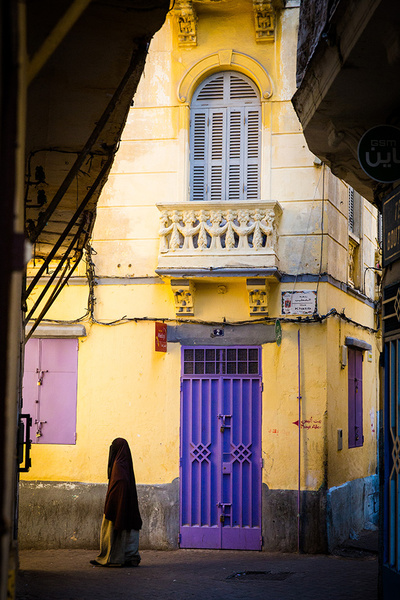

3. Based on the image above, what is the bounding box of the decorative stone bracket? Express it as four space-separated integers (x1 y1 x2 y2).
174 1 281 47
171 279 195 316
247 278 269 315
174 0 198 47
170 277 271 318
253 1 275 43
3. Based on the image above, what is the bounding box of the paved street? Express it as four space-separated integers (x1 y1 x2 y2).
17 546 378 600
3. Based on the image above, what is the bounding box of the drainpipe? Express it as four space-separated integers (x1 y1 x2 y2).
297 329 302 553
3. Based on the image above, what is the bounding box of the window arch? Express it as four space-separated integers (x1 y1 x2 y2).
190 71 261 202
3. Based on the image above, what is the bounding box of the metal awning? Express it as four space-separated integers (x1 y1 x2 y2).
23 0 170 336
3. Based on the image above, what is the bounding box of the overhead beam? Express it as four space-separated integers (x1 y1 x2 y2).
24 219 87 324
25 250 83 343
24 153 112 300
27 0 92 85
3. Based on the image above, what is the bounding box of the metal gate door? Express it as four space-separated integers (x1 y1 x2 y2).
383 339 400 593
180 346 262 550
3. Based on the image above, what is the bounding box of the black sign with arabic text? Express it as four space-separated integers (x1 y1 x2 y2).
383 185 400 267
358 125 400 183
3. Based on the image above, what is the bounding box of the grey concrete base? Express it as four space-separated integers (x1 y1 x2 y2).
19 476 377 553
262 486 328 553
327 474 379 552
18 480 179 551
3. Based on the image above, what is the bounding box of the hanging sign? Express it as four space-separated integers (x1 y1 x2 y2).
383 184 400 266
281 290 317 315
358 125 400 183
155 322 167 352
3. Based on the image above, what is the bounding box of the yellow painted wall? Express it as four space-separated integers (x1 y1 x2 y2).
22 1 379 497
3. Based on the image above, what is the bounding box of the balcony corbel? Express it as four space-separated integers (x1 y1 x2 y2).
171 278 195 317
247 278 269 316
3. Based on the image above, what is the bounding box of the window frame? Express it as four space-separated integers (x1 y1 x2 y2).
348 347 364 448
22 337 78 445
189 71 261 202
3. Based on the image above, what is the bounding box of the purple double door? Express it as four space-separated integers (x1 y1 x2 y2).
180 346 262 550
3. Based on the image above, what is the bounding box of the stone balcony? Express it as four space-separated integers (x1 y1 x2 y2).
156 200 282 275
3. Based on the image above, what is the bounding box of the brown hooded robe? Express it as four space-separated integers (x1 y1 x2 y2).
104 438 142 532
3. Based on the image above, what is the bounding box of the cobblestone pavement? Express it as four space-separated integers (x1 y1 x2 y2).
17 548 378 600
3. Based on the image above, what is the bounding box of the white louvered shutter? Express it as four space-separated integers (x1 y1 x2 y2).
190 72 261 201
245 108 261 199
348 186 355 232
227 108 243 201
191 110 207 201
209 109 226 201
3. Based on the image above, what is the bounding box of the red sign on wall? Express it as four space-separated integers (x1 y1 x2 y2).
155 322 167 352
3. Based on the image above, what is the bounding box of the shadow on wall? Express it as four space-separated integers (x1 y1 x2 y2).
262 483 328 553
18 479 180 550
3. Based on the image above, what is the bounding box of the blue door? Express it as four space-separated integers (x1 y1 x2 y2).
180 346 262 550
382 279 400 595
384 339 400 593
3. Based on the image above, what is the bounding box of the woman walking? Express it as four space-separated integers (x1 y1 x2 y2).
91 438 142 567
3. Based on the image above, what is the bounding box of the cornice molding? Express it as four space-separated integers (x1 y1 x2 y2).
177 49 273 103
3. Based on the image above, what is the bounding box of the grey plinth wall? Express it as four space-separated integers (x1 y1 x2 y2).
18 479 180 550
326 474 379 551
262 486 328 553
19 475 378 552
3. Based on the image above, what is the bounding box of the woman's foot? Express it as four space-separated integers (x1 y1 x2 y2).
90 560 123 567
124 558 141 567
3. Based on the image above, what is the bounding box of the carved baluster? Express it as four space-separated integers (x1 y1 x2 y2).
170 211 182 251
235 209 252 249
225 210 236 249
252 210 265 250
258 209 276 247
181 211 199 250
206 210 226 250
198 210 209 249
159 211 173 253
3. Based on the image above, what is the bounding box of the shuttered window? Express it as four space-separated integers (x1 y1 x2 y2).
22 338 78 444
348 348 363 448
348 186 355 233
190 72 261 201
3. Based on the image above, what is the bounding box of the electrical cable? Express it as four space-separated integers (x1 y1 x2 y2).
36 243 379 335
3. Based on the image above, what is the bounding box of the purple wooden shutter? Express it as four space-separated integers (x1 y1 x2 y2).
348 348 363 448
22 338 40 438
22 338 78 444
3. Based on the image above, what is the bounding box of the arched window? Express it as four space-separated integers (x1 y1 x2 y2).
190 72 261 202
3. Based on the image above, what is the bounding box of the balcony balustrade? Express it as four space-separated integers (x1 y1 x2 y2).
156 201 282 273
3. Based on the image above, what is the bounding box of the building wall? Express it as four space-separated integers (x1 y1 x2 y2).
20 1 380 553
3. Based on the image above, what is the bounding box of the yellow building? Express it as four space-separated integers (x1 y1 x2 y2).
20 0 380 553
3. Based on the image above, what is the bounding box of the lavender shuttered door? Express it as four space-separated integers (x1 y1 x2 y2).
22 338 78 444
180 347 262 550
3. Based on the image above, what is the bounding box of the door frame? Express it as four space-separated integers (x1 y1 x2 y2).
179 345 262 550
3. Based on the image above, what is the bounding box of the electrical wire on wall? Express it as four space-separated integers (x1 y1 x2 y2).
34 243 379 335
